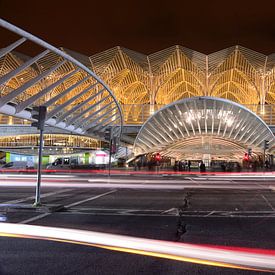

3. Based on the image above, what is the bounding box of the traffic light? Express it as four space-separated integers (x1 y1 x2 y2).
264 140 270 150
243 152 249 161
104 127 113 141
31 106 47 130
155 153 161 161
248 148 252 156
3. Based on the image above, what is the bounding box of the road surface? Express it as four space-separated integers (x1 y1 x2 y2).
0 174 275 274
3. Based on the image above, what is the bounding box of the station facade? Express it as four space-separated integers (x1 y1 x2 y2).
0 19 274 165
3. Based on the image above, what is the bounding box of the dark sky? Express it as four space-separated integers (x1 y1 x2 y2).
0 0 275 56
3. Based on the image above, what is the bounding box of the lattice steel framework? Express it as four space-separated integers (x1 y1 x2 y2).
65 45 275 124
0 19 123 141
134 97 275 159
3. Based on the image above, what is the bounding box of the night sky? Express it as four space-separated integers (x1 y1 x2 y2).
0 0 275 56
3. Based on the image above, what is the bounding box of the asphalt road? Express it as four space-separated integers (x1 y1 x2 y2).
0 174 275 274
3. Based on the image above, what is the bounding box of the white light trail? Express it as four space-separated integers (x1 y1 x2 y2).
0 223 275 272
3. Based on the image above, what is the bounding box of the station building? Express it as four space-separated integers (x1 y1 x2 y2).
0 19 274 165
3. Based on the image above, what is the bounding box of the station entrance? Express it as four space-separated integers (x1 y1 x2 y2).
133 97 274 168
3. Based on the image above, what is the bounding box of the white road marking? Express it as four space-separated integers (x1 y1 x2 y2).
65 189 117 208
59 212 178 217
2 188 73 205
204 210 216 217
161 208 177 214
118 209 133 214
19 213 50 224
18 189 117 224
261 195 275 211
185 177 201 185
68 207 167 212
34 211 275 218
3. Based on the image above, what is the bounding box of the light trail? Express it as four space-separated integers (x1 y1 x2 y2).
0 223 275 272
0 175 274 190
1 168 275 176
0 181 270 190
1 174 274 185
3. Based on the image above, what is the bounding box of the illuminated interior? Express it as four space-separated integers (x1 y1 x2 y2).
0 134 101 156
134 97 275 160
0 134 99 148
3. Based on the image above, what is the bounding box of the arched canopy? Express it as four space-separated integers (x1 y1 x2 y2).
134 97 275 159
0 19 123 141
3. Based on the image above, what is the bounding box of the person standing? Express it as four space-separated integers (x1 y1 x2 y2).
187 160 191 171
199 161 206 172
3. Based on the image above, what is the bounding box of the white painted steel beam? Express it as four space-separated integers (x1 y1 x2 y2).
15 69 79 113
0 37 26 58
0 61 66 108
0 18 123 142
0 50 50 87
70 99 113 127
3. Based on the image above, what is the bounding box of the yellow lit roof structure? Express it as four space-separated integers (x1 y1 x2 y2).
2 20 275 128
65 45 275 125
86 45 275 105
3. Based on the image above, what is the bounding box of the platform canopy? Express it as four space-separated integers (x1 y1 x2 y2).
134 97 275 160
0 19 123 141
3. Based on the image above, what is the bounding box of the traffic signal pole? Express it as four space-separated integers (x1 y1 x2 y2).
263 146 266 168
104 127 117 177
108 138 112 177
34 127 44 206
31 106 47 207
104 126 113 177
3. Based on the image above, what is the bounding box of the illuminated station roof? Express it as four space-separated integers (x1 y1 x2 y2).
65 44 275 125
1 18 275 159
85 45 275 104
134 97 275 160
0 19 123 141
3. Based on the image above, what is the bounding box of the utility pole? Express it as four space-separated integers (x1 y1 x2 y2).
31 106 47 207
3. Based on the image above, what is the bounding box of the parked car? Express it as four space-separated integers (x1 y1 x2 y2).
1 161 33 170
46 157 73 170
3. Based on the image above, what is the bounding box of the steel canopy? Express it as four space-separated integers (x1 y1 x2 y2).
134 97 275 159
